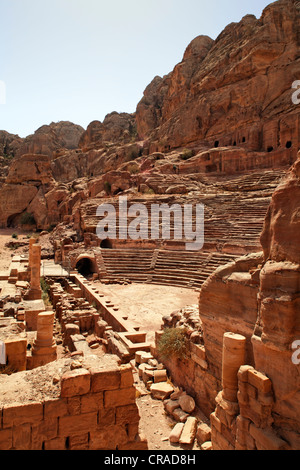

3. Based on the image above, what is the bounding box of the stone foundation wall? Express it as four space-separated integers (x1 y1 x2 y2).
211 365 289 450
154 332 219 417
4 336 27 372
199 253 264 379
0 358 147 450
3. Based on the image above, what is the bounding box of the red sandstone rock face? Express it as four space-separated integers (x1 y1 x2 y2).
0 0 299 234
199 252 263 378
136 0 300 157
261 152 300 264
0 132 24 187
198 152 300 448
51 138 144 184
5 154 54 186
0 131 22 158
0 154 54 228
78 112 136 151
16 121 85 159
88 170 133 198
0 122 85 190
0 153 80 230
257 153 300 349
135 76 170 142
254 153 300 445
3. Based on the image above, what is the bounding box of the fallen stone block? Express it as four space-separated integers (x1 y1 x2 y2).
138 363 148 378
135 350 146 365
150 382 173 400
148 358 158 367
172 407 190 423
153 369 168 383
179 417 198 445
170 388 184 400
142 368 154 384
169 423 184 443
201 441 212 450
164 399 180 415
196 422 211 444
140 352 154 364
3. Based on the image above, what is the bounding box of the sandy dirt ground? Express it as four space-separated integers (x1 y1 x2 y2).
0 228 32 271
134 369 203 451
94 282 199 342
0 229 54 273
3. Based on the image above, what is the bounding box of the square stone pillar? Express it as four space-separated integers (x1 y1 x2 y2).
27 244 42 300
28 238 37 268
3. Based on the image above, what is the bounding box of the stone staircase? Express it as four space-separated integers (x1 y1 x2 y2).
99 249 237 291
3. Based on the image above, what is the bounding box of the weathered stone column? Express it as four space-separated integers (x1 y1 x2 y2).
31 311 57 368
28 237 37 271
211 332 246 450
27 244 42 300
222 332 246 402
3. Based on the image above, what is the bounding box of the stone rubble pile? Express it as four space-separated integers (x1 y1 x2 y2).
162 305 203 345
134 349 212 450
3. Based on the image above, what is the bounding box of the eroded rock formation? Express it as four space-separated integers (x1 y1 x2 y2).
0 0 299 235
197 151 300 449
0 0 299 450
16 121 85 159
136 0 300 163
78 112 137 151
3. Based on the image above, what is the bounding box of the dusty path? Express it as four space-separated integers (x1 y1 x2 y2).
133 366 201 451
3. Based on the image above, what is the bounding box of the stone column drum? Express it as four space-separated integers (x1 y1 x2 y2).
221 332 246 402
32 312 57 367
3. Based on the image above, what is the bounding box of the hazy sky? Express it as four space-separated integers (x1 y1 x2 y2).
1 0 273 137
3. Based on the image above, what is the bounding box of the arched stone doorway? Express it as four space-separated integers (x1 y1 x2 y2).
75 257 95 277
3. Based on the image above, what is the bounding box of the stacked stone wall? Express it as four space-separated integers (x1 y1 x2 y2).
0 359 147 450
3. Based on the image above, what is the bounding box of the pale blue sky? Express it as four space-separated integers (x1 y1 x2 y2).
1 0 273 137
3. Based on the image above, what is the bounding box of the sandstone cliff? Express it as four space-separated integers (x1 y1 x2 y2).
0 0 299 233
136 0 300 160
0 131 23 186
198 151 300 449
78 112 136 151
16 121 85 159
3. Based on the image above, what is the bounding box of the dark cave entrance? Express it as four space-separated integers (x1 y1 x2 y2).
76 257 94 277
6 213 20 228
100 239 113 249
